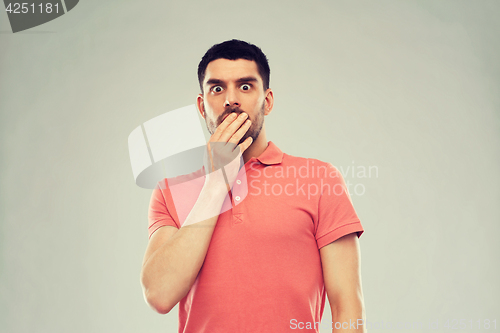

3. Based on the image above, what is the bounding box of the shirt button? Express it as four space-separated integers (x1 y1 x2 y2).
236 180 242 185
235 196 241 201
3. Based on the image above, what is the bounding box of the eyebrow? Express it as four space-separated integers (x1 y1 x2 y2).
205 76 259 86
236 76 258 84
205 78 224 86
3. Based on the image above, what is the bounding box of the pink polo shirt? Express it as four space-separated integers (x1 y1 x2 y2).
148 141 364 333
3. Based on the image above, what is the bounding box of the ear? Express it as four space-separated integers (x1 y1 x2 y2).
196 94 205 119
264 88 274 116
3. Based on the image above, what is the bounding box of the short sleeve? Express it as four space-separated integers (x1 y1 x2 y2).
315 164 364 249
148 181 180 239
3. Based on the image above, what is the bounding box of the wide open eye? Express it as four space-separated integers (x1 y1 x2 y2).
241 84 251 91
212 86 223 93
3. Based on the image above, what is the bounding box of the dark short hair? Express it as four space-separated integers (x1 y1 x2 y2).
197 39 270 93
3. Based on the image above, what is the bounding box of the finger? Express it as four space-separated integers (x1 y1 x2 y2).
228 119 251 145
218 112 249 143
238 136 253 154
211 112 238 142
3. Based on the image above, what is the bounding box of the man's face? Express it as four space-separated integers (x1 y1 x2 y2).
198 58 271 145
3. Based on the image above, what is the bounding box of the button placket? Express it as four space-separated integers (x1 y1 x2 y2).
231 181 244 224
231 162 251 224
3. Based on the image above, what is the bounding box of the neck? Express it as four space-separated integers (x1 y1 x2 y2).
242 126 268 164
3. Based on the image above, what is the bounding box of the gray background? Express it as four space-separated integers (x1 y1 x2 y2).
1 0 499 332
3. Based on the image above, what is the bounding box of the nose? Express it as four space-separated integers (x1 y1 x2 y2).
224 87 240 108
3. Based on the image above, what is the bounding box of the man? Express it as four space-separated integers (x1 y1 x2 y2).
140 40 366 332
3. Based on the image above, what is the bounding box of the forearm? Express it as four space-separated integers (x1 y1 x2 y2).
141 178 228 313
331 299 366 332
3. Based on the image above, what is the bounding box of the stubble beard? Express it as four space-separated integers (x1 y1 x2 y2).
205 102 265 145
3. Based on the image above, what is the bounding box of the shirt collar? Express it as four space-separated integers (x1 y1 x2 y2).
255 141 284 165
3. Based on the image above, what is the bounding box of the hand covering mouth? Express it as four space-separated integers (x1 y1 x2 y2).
218 106 246 125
